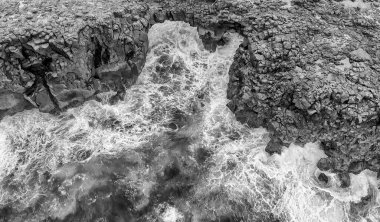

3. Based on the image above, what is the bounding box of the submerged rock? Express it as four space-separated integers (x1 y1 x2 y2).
0 91 33 118
338 172 351 188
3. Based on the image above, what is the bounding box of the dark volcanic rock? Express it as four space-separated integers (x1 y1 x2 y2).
226 1 380 176
317 158 336 171
338 172 351 188
0 0 153 115
317 173 329 184
0 91 33 118
0 0 238 116
265 136 286 155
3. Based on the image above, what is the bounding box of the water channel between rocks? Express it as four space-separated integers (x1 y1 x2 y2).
0 21 379 222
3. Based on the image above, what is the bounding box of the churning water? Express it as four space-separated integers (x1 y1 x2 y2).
0 21 379 222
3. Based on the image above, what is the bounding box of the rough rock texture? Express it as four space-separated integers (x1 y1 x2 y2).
1 0 380 185
0 0 237 118
226 0 380 179
0 0 152 116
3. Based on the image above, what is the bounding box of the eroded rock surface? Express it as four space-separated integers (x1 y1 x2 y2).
226 0 380 178
0 0 152 114
0 0 238 116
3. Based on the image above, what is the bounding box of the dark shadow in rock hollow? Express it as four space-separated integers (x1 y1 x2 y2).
318 173 329 184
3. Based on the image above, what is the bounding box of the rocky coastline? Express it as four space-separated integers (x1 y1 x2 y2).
1 0 380 191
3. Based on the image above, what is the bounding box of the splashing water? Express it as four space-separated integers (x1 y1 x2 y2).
0 21 379 222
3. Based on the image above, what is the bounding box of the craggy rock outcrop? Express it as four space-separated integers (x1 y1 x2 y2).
0 0 151 117
1 0 380 187
0 0 238 119
226 0 380 179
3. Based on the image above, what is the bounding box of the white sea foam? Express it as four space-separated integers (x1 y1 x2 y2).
0 128 17 178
